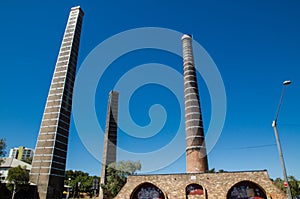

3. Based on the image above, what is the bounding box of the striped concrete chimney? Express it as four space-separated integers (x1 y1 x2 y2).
182 34 209 173
29 6 84 199
100 91 119 199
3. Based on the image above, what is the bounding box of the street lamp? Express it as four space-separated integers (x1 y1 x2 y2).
66 178 71 199
78 182 81 198
272 80 292 199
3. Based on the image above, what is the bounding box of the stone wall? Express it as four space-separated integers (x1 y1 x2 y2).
115 170 286 199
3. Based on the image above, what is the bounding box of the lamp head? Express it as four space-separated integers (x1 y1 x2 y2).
283 80 291 86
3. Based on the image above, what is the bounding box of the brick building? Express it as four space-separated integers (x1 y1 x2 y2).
115 170 285 199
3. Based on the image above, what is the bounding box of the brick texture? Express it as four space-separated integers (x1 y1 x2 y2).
115 170 286 199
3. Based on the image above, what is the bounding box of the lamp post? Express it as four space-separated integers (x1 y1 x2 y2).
78 182 81 198
272 80 292 199
66 178 71 199
11 183 16 199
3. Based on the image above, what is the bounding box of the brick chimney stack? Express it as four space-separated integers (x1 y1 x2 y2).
182 34 209 173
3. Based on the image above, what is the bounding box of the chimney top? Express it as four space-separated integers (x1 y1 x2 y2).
181 34 192 40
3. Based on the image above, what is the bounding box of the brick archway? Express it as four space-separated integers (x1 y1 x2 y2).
130 182 165 199
227 180 267 199
186 183 205 199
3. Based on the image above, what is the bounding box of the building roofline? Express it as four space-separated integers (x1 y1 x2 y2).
71 6 84 15
130 169 268 177
0 157 32 169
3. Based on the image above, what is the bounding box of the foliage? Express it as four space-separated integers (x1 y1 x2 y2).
274 177 285 190
207 168 215 173
6 165 30 194
22 157 33 164
64 170 100 196
101 160 141 199
0 138 7 186
101 166 127 199
274 176 300 197
0 138 6 165
112 160 141 175
207 168 227 173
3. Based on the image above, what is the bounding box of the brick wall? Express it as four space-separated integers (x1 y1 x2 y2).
115 170 286 199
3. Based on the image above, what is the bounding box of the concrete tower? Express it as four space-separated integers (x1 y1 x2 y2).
29 6 84 199
100 91 119 199
182 34 209 173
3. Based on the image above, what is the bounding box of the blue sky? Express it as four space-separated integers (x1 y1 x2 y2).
1 0 299 180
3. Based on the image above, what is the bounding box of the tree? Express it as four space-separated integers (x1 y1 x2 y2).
218 169 226 173
0 138 6 165
64 170 100 197
207 168 215 173
6 165 29 199
0 138 6 186
114 160 141 175
287 176 300 197
101 160 141 199
22 157 33 164
101 166 127 199
274 176 300 198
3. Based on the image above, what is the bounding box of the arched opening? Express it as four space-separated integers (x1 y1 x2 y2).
186 183 204 198
227 181 267 199
130 182 165 199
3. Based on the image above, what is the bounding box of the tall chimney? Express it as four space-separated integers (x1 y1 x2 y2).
182 34 209 173
30 6 84 198
100 91 119 199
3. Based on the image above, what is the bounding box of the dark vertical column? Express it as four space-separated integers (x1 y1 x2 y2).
182 34 209 173
100 91 119 199
29 6 84 199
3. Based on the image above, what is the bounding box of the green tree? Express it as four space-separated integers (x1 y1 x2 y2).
0 138 6 186
274 176 300 198
101 166 127 199
288 176 300 197
0 138 6 165
101 160 141 199
274 177 284 190
114 160 141 175
22 157 33 164
207 168 216 173
6 165 29 199
64 170 100 197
